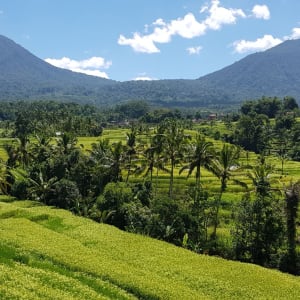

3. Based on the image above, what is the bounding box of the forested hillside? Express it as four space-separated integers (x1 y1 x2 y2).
1 35 300 107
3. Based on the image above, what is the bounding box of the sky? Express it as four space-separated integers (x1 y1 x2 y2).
0 0 300 82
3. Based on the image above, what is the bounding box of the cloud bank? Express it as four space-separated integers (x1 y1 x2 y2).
233 35 282 53
118 0 270 54
45 56 112 79
233 27 300 54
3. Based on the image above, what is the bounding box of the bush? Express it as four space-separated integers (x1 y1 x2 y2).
11 180 30 199
97 182 134 229
46 179 81 210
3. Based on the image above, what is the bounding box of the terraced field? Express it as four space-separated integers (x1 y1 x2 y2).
1 127 300 224
1 199 300 299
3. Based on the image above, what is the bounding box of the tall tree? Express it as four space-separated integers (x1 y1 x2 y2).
284 181 300 274
234 113 270 153
210 144 243 240
180 134 215 190
124 126 138 183
234 157 285 267
158 118 190 199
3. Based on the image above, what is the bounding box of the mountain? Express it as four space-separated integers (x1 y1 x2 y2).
0 35 116 104
195 39 300 103
100 39 300 107
1 34 300 108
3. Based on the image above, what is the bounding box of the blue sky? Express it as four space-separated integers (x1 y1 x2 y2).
0 0 300 81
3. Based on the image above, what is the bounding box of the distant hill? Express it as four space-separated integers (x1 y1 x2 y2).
195 39 300 104
1 34 300 108
0 35 116 104
1 199 300 299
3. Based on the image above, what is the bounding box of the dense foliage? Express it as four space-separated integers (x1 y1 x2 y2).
0 97 299 275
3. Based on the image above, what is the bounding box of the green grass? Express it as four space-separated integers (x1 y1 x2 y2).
0 200 300 299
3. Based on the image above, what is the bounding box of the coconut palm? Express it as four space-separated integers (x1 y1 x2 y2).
158 118 190 198
124 127 138 183
139 135 169 196
89 138 112 165
180 134 215 189
246 155 274 197
0 161 12 195
284 181 300 274
210 144 245 240
27 170 58 203
56 132 78 155
110 141 126 182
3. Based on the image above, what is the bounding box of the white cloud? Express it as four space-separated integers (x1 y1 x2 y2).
132 73 157 81
168 13 206 39
153 18 166 26
252 5 270 20
233 35 282 54
118 33 160 53
45 56 112 79
133 76 155 81
200 5 209 14
187 46 202 55
118 0 246 53
289 27 300 39
150 26 173 43
204 0 246 30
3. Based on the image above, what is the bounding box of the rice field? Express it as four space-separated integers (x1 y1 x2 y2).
0 199 300 299
1 126 300 210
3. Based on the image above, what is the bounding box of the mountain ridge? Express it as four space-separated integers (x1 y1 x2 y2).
0 34 300 107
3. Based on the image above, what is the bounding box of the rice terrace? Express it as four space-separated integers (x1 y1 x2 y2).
1 1 300 298
0 97 300 299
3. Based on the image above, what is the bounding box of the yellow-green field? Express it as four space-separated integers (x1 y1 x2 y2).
76 128 300 198
1 127 300 216
0 199 300 299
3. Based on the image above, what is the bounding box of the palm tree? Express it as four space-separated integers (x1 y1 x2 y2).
140 135 169 196
27 170 58 203
210 144 244 240
159 118 190 198
56 132 78 155
246 155 274 197
110 141 125 182
89 138 112 165
0 161 12 195
284 181 300 274
125 127 137 183
180 134 215 189
18 135 33 168
31 134 52 164
4 136 32 169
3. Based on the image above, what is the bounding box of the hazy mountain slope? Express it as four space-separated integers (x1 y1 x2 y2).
196 39 300 102
0 34 300 107
1 199 300 299
0 35 116 104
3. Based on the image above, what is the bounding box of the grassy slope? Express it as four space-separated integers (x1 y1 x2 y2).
0 199 300 299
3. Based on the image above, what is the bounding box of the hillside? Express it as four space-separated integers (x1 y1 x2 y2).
1 34 300 107
195 39 300 103
0 35 116 104
1 198 300 299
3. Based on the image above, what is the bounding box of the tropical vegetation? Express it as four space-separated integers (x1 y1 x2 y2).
0 96 299 277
